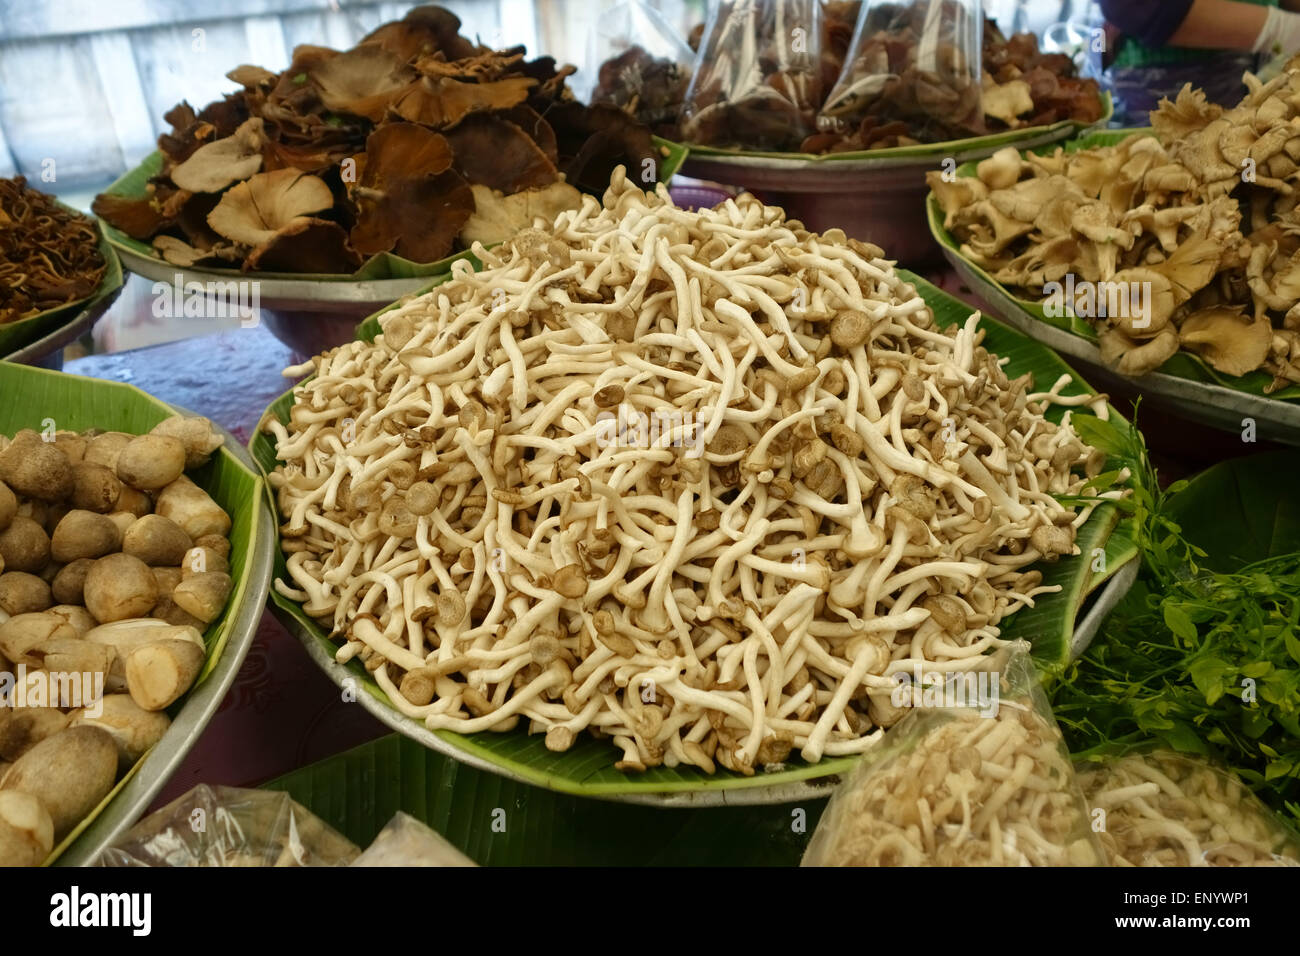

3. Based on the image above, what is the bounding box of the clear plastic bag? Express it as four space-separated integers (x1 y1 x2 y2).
587 2 696 131
817 0 984 144
1077 751 1300 867
680 0 824 151
96 785 359 867
803 645 1104 866
351 813 477 867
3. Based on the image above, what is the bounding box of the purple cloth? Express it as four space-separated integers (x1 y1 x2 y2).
1100 0 1195 46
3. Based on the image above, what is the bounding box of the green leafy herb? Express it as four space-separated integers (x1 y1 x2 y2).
1052 412 1300 825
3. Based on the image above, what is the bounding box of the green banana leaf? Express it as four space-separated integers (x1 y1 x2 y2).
1163 448 1300 572
263 733 821 865
248 266 1138 798
96 139 688 283
0 216 123 358
676 93 1111 163
926 129 1300 402
0 362 266 864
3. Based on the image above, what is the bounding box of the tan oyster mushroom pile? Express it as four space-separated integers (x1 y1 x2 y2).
930 59 1300 390
263 169 1118 775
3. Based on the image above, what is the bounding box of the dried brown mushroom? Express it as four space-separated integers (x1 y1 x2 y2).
2 177 107 324
347 123 474 263
93 5 660 273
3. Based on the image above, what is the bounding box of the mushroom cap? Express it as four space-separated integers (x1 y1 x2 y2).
245 219 362 274
308 45 415 121
348 123 474 263
459 182 583 247
443 114 558 194
391 75 537 129
1099 325 1180 377
169 117 266 194
207 168 335 247
360 4 480 62
1178 306 1273 377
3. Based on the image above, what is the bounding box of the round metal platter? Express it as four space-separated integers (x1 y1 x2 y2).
942 248 1300 445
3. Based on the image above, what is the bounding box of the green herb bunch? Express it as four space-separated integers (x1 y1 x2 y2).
1052 413 1300 825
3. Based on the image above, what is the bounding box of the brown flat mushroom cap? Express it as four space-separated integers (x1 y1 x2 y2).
391 75 537 129
245 219 361 274
444 114 558 193
348 123 473 263
361 5 480 62
169 117 266 193
207 168 334 247
308 45 415 122
90 194 173 241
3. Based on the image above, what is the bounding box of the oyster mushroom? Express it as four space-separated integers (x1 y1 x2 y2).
169 117 266 193
207 168 333 248
1178 306 1274 377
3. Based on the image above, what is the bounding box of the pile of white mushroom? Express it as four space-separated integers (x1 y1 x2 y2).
1077 752 1300 867
802 678 1103 866
264 169 1117 774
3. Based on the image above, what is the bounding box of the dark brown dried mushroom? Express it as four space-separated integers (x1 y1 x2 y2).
444 115 558 194
1 177 107 324
348 123 473 262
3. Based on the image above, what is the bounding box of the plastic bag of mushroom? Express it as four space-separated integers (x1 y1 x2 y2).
263 168 1122 776
1077 751 1300 868
802 644 1106 865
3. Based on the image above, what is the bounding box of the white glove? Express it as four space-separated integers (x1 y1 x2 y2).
1253 6 1300 54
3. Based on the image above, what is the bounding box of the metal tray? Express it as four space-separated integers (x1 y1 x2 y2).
5 283 123 370
942 248 1300 445
54 412 275 866
112 243 438 357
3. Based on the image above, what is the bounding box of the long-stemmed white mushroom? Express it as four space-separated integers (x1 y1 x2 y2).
263 168 1114 774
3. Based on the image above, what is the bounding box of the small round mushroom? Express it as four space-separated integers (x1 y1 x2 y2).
124 638 206 711
82 432 133 471
149 416 223 469
0 791 54 867
113 486 153 518
83 553 158 623
0 438 73 502
0 480 16 531
121 514 192 566
70 695 171 770
49 510 123 563
0 726 118 839
154 476 231 539
171 571 233 624
0 572 53 616
69 462 122 514
51 559 94 606
115 434 187 492
0 516 51 574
